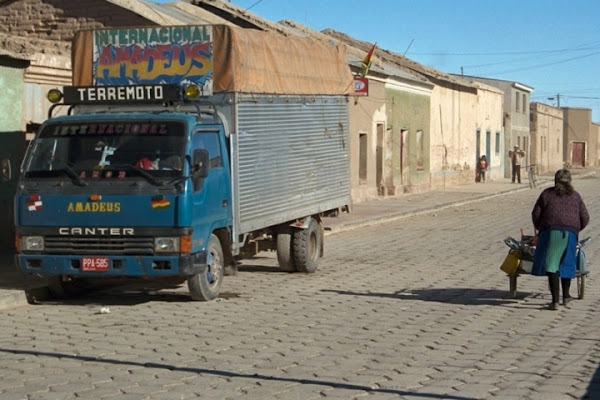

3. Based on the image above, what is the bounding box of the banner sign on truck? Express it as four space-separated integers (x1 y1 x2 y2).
93 25 213 95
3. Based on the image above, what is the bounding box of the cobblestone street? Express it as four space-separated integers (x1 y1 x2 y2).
1 176 599 399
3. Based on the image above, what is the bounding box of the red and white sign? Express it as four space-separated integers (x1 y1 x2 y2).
353 76 369 96
81 256 109 272
27 195 43 211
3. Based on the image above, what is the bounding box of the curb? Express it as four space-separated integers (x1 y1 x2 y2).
324 180 549 236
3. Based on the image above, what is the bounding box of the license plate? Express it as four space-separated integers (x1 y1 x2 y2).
81 257 109 272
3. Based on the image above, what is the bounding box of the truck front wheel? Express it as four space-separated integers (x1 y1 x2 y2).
47 276 81 299
188 234 224 301
293 218 322 273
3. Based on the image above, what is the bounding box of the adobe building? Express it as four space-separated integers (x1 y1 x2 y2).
562 107 597 167
455 76 533 178
332 35 504 190
529 102 564 174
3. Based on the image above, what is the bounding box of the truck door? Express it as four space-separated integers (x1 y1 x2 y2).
191 130 231 243
0 131 26 253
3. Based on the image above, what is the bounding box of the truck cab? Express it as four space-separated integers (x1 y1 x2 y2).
15 85 232 300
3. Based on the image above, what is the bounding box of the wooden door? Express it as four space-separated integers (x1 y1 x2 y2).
572 142 585 167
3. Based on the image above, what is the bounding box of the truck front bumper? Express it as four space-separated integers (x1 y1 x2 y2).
17 252 206 277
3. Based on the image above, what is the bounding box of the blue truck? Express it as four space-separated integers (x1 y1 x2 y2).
13 25 352 301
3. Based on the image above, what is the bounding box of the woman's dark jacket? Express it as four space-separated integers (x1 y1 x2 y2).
531 187 589 235
531 187 589 278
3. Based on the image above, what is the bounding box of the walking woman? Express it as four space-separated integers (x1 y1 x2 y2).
531 169 589 310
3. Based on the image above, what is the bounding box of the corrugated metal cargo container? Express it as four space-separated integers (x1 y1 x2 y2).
215 93 350 235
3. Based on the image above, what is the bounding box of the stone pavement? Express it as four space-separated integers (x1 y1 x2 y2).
0 169 589 311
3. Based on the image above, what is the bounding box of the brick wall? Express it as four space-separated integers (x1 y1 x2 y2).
0 0 154 46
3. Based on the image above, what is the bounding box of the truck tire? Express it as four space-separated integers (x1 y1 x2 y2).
293 218 321 273
276 227 296 272
47 277 67 299
47 277 81 299
187 234 224 301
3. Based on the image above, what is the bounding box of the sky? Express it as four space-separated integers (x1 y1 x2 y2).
153 0 600 121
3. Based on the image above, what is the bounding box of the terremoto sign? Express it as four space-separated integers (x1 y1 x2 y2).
63 85 180 104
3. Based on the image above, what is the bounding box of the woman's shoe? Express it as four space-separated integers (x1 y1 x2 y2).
563 296 573 308
548 302 559 310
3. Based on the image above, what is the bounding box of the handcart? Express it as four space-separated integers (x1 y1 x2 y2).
501 235 590 299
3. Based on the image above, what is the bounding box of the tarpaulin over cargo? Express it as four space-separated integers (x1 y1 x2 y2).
71 24 353 95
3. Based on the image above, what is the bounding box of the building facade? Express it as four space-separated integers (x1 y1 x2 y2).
529 102 564 174
384 73 433 195
563 107 595 167
455 76 533 178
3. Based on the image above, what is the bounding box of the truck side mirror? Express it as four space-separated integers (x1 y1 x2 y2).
193 149 209 177
192 149 209 191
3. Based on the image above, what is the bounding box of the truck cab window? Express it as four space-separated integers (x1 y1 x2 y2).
193 131 221 168
23 121 186 180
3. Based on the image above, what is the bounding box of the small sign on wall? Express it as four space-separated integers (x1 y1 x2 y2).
353 76 369 96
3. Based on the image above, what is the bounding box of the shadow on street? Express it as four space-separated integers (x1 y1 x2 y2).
321 288 535 306
0 347 478 400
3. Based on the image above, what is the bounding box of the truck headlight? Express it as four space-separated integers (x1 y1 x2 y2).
154 237 180 253
22 236 44 251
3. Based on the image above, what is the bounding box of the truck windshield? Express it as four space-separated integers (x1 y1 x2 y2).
24 120 187 182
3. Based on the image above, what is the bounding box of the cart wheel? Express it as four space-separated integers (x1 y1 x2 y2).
509 274 518 298
577 274 585 300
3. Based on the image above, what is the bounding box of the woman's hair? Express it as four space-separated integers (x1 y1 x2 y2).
554 169 574 196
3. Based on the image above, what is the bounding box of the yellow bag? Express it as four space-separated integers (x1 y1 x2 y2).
501 250 521 275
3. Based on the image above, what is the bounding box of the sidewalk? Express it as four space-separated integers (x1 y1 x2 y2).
323 177 543 235
1 170 590 311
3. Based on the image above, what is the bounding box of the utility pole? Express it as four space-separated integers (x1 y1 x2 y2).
547 94 561 107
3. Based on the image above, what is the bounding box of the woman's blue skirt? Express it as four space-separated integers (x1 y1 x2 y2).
531 230 578 279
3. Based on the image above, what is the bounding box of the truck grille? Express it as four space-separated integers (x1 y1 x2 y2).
44 236 155 255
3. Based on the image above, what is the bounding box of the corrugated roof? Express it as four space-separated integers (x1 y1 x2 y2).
322 29 476 91
454 74 534 92
123 0 231 25
190 0 297 35
279 20 429 86
168 2 235 25
106 0 187 25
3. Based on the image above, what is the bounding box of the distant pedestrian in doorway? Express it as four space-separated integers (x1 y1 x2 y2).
476 155 488 182
531 169 589 310
509 145 525 183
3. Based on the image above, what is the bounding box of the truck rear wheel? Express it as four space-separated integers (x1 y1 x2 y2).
276 227 296 272
188 234 224 301
293 218 322 273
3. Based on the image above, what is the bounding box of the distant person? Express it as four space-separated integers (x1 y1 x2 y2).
509 145 525 183
476 155 488 183
531 169 589 310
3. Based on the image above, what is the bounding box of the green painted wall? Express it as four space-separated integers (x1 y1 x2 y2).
386 88 431 190
0 59 25 131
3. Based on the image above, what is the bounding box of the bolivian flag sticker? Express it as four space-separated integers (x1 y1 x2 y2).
151 195 170 209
